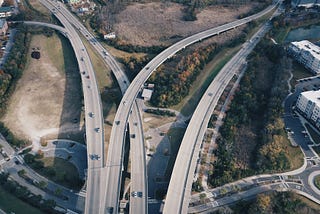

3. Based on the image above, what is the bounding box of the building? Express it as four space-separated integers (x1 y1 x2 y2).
104 32 116 40
0 7 12 18
291 0 320 8
141 89 153 101
0 19 8 36
288 40 320 74
296 90 320 128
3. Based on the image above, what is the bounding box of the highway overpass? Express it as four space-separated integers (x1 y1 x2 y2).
39 0 148 213
108 1 280 212
163 19 275 214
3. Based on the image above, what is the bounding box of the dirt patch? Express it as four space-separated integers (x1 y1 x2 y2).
2 34 84 143
142 112 176 131
114 2 254 46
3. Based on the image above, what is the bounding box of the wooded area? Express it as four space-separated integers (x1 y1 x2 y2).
216 192 320 214
208 39 299 187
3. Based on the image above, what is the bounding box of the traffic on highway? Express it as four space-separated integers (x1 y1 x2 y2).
4 0 320 213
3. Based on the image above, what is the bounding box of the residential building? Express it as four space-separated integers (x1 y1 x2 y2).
0 19 8 35
296 90 320 128
291 0 320 8
0 7 12 18
288 40 320 74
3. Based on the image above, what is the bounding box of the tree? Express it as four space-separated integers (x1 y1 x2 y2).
199 193 206 203
24 153 35 164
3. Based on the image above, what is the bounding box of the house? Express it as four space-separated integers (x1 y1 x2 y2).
0 19 8 36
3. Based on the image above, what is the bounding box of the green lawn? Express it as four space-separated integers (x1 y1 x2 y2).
290 61 312 87
39 157 83 190
81 35 113 91
0 186 44 214
315 175 320 190
164 127 186 178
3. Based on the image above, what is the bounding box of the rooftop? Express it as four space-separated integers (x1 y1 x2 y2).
0 7 12 13
291 40 320 60
302 90 320 107
292 0 320 7
142 88 153 99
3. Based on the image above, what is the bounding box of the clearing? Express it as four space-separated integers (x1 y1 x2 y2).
114 2 255 47
2 33 84 144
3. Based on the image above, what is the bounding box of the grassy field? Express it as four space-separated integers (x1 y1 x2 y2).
0 186 44 214
172 46 241 116
28 0 51 16
315 175 320 190
81 35 113 91
164 127 186 178
290 61 312 87
306 123 320 145
40 157 83 190
282 131 304 171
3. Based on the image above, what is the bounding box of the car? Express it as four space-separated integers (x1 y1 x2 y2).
86 75 90 79
115 121 120 125
89 112 95 118
131 191 142 198
95 127 100 132
82 71 85 75
81 57 84 61
131 134 135 138
147 154 153 157
106 207 113 214
90 154 100 160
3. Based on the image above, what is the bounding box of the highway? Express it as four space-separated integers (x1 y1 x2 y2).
108 1 280 212
39 1 148 213
163 18 274 214
37 1 107 213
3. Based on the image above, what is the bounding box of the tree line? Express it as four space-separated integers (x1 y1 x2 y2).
0 172 58 213
147 21 258 108
208 38 295 187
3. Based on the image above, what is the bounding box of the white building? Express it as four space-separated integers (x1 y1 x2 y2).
296 90 320 128
291 0 320 8
288 40 320 74
104 32 116 40
142 89 153 101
